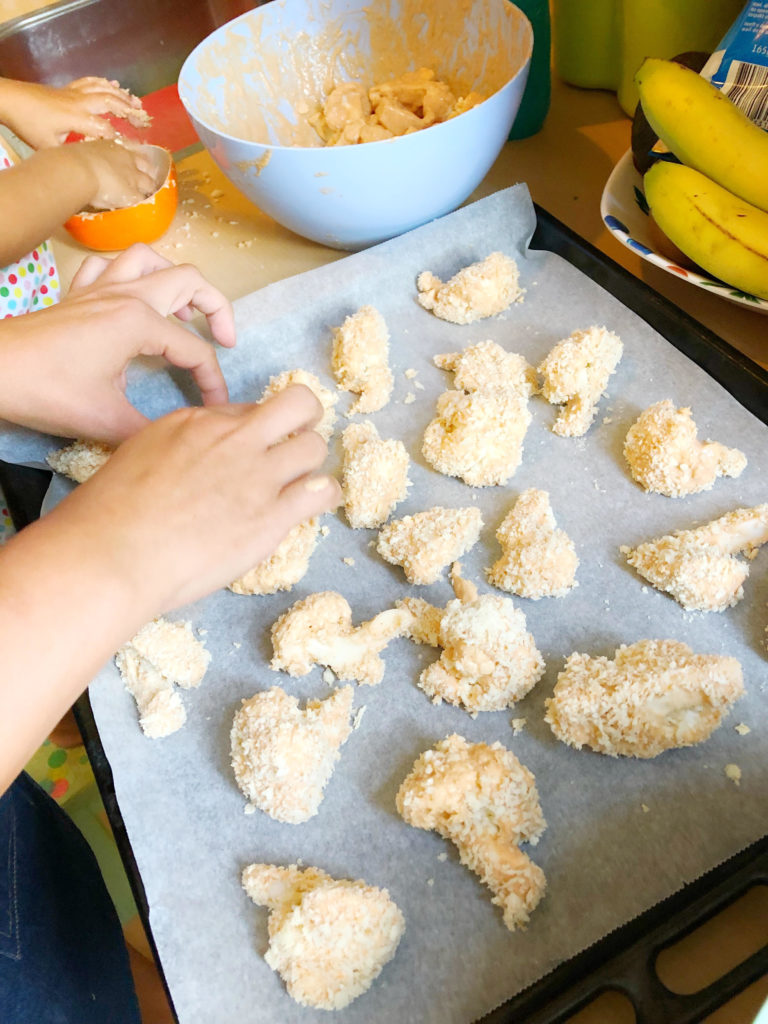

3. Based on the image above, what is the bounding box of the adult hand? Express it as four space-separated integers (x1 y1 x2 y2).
0 76 149 149
0 245 236 443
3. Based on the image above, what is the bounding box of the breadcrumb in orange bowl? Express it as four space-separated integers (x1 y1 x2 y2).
64 144 177 251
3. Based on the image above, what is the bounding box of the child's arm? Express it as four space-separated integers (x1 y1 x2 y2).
0 387 340 793
0 140 157 266
0 244 235 443
0 75 149 149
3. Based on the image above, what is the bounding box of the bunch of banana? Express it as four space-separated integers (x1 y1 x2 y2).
634 57 768 301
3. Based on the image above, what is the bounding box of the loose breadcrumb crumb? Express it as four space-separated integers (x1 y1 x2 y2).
416 252 522 324
624 400 746 497
242 863 404 1010
230 685 353 822
396 734 546 930
724 764 741 786
545 639 744 757
735 723 751 736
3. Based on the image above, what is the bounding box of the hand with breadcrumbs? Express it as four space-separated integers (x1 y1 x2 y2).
0 244 235 444
0 75 150 149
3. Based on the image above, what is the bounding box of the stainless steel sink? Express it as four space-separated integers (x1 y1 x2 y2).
0 0 264 95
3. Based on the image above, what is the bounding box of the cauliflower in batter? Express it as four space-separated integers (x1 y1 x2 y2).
434 339 538 396
486 489 578 599
242 863 404 1010
47 439 114 482
331 305 393 414
538 325 623 437
262 368 337 441
376 505 483 584
115 618 210 738
422 386 532 487
230 685 353 822
545 639 744 758
625 504 768 612
341 421 409 528
623 400 747 497
270 591 412 685
396 734 546 931
398 564 545 712
228 518 320 595
310 67 483 146
416 252 522 325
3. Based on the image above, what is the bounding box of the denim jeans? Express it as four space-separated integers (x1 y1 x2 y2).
0 772 141 1023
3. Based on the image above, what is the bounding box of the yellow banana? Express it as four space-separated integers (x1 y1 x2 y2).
643 161 768 301
635 57 768 214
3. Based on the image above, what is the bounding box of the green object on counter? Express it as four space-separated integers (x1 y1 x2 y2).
552 0 745 115
509 0 551 139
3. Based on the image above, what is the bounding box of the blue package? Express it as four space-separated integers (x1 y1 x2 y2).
702 0 768 128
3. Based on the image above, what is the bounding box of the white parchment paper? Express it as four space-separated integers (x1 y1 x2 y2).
2 186 767 1024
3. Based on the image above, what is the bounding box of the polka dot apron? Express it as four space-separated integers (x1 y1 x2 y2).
0 134 61 319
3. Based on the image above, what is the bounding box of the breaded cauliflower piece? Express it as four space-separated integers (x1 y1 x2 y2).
396 734 546 930
398 565 545 712
376 506 483 584
538 325 623 437
46 439 114 482
262 368 337 441
625 504 768 612
623 400 747 497
115 618 210 738
228 518 320 595
230 685 353 822
434 339 537 397
341 421 409 529
545 640 744 757
242 863 404 1010
487 489 578 599
331 305 393 414
270 591 411 685
416 252 522 324
422 386 531 486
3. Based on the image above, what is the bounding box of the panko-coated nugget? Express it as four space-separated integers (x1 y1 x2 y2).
228 519 320 595
545 639 744 757
243 862 404 1010
416 252 522 324
331 305 393 414
341 421 409 528
115 618 210 738
230 685 353 822
377 506 483 584
624 504 768 612
397 734 546 930
623 400 746 497
47 439 114 482
487 489 578 599
262 368 338 441
538 325 623 437
434 339 537 396
422 386 531 487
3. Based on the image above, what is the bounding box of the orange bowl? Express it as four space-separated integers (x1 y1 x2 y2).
64 144 178 251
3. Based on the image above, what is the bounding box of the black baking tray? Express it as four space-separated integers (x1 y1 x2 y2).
2 203 766 1024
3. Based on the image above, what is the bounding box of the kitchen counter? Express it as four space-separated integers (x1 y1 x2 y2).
50 74 768 1024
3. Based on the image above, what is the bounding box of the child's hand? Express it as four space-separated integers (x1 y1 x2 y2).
51 387 342 615
69 138 158 209
0 245 236 444
0 76 149 149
